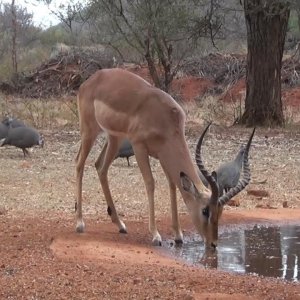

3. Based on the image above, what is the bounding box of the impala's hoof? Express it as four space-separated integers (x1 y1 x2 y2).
174 231 183 244
175 238 183 245
76 220 85 233
152 239 162 246
116 220 127 234
152 234 162 246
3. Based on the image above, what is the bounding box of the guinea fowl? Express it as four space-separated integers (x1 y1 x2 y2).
197 146 246 193
213 145 246 196
0 123 9 139
0 126 44 157
2 117 26 128
115 139 134 166
0 117 27 145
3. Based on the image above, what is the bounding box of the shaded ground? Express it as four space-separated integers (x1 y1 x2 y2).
0 125 299 299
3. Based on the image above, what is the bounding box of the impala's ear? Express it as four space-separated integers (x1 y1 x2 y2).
180 172 197 195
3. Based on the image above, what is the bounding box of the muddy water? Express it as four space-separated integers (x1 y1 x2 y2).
167 224 300 282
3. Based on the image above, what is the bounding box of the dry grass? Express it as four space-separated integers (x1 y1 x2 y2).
182 95 245 127
0 113 299 223
183 94 300 129
283 104 300 127
0 94 78 129
1 91 300 131
0 93 299 222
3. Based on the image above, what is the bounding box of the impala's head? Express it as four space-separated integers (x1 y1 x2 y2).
180 170 221 249
180 123 255 249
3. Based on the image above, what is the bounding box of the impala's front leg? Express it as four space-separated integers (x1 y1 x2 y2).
168 180 183 244
162 167 183 243
133 144 162 246
95 137 127 233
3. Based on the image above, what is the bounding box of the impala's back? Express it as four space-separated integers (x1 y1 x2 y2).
79 69 186 156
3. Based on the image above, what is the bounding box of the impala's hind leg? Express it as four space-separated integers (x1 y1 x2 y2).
95 136 127 233
132 143 161 246
75 134 97 233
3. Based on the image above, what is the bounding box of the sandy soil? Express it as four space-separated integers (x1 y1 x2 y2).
0 123 299 299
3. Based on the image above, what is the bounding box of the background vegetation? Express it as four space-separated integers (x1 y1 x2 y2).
0 0 299 128
2 0 299 82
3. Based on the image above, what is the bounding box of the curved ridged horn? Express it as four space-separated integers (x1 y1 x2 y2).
195 122 219 204
218 127 256 206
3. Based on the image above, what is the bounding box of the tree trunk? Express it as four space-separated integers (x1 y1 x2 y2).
240 0 290 127
11 0 18 74
296 8 300 35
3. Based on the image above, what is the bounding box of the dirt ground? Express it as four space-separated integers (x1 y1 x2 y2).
0 123 299 300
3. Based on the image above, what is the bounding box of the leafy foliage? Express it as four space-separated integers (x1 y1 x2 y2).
83 0 224 91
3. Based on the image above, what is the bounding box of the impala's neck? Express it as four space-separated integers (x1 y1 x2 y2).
158 134 210 207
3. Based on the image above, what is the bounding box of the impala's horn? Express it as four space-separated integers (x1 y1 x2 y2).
218 128 255 206
195 122 219 204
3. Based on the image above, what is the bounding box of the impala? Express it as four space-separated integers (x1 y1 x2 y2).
75 68 253 248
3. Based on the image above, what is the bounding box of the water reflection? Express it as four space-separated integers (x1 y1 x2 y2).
169 224 299 282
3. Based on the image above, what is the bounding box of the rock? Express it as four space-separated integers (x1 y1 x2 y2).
282 201 288 208
0 207 7 215
227 198 240 207
247 189 270 198
19 161 31 169
255 203 277 209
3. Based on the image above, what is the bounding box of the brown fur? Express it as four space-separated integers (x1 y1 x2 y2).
75 68 211 245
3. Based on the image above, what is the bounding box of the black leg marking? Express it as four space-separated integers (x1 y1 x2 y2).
107 206 112 216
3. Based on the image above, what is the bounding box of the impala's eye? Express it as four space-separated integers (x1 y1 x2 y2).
202 206 209 218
